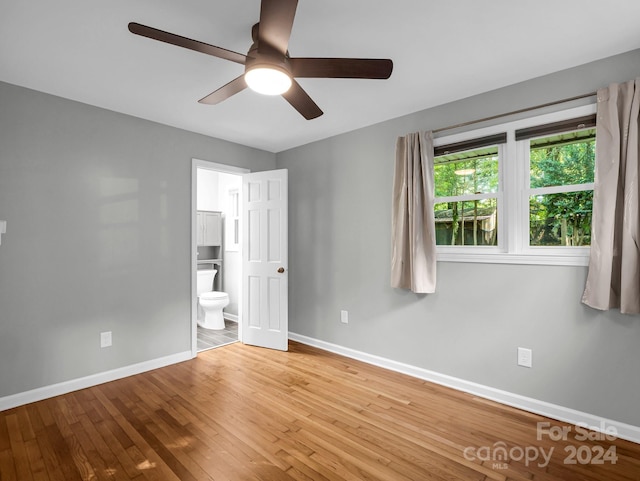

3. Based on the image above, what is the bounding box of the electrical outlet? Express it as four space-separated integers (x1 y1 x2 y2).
100 331 112 348
517 347 532 368
340 310 349 324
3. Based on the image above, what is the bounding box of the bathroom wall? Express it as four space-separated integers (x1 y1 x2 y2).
276 48 640 428
196 169 220 211
0 81 275 399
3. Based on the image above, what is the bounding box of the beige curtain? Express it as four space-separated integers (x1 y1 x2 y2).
582 78 640 314
391 131 437 293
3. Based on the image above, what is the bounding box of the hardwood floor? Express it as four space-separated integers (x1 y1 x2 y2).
1 341 639 481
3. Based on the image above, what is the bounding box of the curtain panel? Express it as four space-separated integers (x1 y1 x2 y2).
582 78 640 314
390 131 437 293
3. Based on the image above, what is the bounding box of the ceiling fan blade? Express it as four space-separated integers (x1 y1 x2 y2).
198 75 248 105
128 22 247 65
257 0 298 55
290 58 393 79
281 80 323 120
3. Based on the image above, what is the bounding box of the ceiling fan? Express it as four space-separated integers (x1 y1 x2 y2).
128 0 393 120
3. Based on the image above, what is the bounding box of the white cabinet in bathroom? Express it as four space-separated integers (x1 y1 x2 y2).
197 211 222 246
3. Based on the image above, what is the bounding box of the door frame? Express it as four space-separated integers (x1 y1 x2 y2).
191 158 250 358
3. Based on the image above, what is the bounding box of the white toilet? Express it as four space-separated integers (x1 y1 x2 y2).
196 269 230 330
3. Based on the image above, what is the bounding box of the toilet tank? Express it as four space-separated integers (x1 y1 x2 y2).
196 269 217 295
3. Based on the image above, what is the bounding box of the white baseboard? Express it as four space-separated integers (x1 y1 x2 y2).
223 312 238 323
289 332 640 445
0 350 193 412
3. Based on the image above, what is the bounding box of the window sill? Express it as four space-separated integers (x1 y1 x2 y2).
436 251 589 267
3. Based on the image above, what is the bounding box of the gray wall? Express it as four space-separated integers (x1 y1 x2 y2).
0 81 275 397
277 49 640 427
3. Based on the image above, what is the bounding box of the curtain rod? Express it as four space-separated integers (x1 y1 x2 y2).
433 91 597 134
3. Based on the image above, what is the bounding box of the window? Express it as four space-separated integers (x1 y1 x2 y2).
434 136 503 247
527 130 595 247
226 189 240 251
434 105 596 265
521 117 595 249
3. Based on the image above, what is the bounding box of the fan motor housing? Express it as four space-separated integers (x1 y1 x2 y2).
246 23 292 78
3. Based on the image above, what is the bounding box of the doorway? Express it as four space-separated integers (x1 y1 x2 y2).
191 159 249 356
191 161 290 357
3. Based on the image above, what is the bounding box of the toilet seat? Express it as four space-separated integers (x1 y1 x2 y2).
200 291 228 301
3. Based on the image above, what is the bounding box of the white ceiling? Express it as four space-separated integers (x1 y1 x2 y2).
2 1 640 153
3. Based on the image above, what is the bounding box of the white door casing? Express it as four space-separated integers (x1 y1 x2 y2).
242 169 288 351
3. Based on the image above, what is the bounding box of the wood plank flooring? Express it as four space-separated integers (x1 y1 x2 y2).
1 341 639 481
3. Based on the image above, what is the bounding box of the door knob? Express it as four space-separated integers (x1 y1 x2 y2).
277 267 285 273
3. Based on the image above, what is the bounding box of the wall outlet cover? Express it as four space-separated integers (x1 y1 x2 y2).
517 347 532 368
100 331 112 348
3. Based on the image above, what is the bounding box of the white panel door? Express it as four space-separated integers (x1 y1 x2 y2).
242 169 288 351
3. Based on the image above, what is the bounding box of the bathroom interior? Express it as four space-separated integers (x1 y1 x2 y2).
196 167 242 351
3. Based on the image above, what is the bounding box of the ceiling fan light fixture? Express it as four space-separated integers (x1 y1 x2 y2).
244 66 292 95
128 0 393 119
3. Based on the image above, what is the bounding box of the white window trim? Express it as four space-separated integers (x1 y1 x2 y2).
226 188 240 252
434 104 596 266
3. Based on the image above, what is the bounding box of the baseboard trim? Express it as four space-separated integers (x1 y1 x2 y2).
223 313 238 323
0 350 193 412
289 332 640 444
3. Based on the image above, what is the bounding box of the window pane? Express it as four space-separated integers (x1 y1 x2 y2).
529 191 593 246
530 128 595 188
230 191 239 216
435 198 498 246
434 148 498 197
